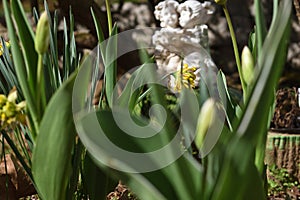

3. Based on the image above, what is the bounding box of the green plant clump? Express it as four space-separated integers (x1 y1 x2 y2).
268 165 300 197
0 0 294 199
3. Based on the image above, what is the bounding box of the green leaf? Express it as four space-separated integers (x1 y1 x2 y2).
3 0 39 137
32 72 78 200
63 18 71 80
91 8 105 44
248 28 257 62
115 62 155 111
103 24 118 106
82 153 117 200
75 110 169 199
254 0 267 57
211 138 266 200
235 0 292 173
45 5 60 90
217 71 236 129
76 109 203 200
11 0 38 92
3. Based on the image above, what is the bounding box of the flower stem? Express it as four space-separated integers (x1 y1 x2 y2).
223 5 247 98
105 0 113 35
37 54 46 120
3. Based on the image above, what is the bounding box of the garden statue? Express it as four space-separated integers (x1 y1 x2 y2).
152 0 215 91
154 0 179 28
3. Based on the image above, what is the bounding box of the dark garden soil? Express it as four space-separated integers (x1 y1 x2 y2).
271 87 300 131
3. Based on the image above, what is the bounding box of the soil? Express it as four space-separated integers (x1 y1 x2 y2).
268 186 300 200
271 87 300 131
107 182 138 200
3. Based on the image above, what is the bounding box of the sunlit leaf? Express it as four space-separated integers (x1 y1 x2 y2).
32 72 77 200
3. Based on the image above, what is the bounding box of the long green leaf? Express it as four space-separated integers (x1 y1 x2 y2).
211 138 266 200
32 72 77 200
104 24 118 106
11 0 38 93
82 153 117 200
254 0 267 57
115 62 154 111
236 0 291 173
3 0 39 137
91 8 105 44
217 71 236 129
75 110 169 199
76 109 202 200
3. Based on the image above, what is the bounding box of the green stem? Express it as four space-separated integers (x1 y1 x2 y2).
37 54 46 120
223 5 247 99
105 0 112 35
254 0 267 57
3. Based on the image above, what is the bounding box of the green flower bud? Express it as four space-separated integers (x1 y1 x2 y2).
241 46 254 85
195 98 216 149
35 11 50 54
215 0 227 6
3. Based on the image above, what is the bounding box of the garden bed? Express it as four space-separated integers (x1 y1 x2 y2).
0 0 300 199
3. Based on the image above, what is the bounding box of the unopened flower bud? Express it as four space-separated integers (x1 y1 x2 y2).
35 11 50 54
241 46 254 85
195 98 216 149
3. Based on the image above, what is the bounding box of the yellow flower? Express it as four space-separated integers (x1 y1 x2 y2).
2 101 17 118
0 88 26 129
0 41 10 56
0 95 7 107
7 88 18 102
170 64 198 92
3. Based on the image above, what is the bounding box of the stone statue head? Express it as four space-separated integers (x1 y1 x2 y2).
177 0 214 28
154 0 179 28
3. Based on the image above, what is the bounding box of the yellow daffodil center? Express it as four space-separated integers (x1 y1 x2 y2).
174 63 197 91
0 88 26 129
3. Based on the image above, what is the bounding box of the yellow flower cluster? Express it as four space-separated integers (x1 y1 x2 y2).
0 41 11 56
0 88 26 129
172 64 197 91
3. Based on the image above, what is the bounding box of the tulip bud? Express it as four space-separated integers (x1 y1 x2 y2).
195 98 216 149
241 46 255 85
35 11 50 54
215 0 227 6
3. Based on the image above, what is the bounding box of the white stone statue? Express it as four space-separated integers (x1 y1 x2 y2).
152 0 215 92
154 0 179 28
177 0 214 28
